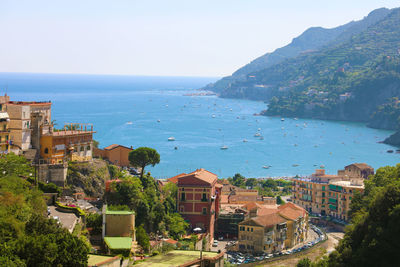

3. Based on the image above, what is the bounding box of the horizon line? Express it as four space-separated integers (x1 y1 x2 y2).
0 71 221 79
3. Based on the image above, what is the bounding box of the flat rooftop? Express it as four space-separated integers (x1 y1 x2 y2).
50 130 96 136
135 250 221 267
105 210 135 215
104 237 132 250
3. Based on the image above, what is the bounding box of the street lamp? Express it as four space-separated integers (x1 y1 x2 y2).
193 227 203 266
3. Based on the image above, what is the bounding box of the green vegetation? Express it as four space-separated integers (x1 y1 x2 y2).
203 8 391 97
55 201 85 217
105 172 188 240
136 225 150 253
228 173 292 196
134 250 220 267
86 213 102 235
302 163 400 266
205 8 400 141
67 159 111 197
129 147 160 178
0 154 89 266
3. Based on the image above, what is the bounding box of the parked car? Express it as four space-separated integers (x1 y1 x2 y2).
218 236 223 241
212 240 218 247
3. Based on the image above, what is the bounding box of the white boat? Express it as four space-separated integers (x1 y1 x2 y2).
126 121 133 125
243 139 248 142
292 164 299 167
212 114 216 118
294 118 298 120
157 119 161 122
320 165 325 168
168 137 175 141
263 165 271 169
220 145 228 150
254 133 261 137
281 118 285 121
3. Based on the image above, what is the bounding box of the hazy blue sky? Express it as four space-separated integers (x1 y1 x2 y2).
0 0 398 77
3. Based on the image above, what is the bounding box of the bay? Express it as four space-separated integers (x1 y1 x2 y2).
0 72 398 178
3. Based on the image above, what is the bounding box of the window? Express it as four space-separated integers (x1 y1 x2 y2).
87 145 91 150
3 125 6 131
44 148 49 154
80 146 84 152
247 227 249 232
322 192 325 197
202 207 207 215
251 228 253 232
202 193 207 202
322 186 325 191
181 193 185 201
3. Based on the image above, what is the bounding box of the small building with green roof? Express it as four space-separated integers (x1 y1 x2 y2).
102 205 135 256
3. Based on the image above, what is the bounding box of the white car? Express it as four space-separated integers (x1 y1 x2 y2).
212 240 218 247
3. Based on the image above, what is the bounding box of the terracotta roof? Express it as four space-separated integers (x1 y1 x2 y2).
346 163 373 170
242 202 262 211
253 213 287 228
168 173 187 184
215 183 223 188
104 144 133 151
177 168 218 185
278 203 306 220
220 195 229 204
257 208 278 216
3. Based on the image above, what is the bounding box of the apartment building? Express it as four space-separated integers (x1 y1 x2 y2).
175 169 222 240
237 203 308 253
291 163 373 221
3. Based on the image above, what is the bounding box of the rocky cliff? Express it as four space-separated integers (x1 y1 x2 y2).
66 159 111 197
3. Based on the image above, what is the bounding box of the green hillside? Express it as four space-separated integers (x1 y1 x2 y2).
202 8 391 95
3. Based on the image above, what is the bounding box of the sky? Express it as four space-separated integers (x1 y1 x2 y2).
0 0 399 77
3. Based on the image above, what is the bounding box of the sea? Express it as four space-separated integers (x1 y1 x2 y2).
1 72 399 179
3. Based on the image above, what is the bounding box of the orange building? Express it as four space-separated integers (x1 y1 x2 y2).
93 144 133 167
40 123 95 163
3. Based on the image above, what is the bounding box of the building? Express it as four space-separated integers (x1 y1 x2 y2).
5 100 52 154
237 203 308 253
0 95 10 153
175 169 221 240
291 163 373 221
102 205 135 255
40 123 95 163
220 180 276 205
93 144 133 167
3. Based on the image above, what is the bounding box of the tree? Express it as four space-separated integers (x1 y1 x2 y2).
245 178 258 189
136 224 150 253
232 173 245 188
128 147 160 178
297 257 312 267
276 195 285 205
166 213 189 240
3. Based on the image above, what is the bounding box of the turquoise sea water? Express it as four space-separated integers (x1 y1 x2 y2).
0 72 398 178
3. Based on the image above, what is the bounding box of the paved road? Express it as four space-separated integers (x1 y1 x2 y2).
48 205 78 233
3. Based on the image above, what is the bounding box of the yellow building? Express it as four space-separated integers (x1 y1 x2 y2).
102 205 136 255
237 203 308 253
291 164 372 221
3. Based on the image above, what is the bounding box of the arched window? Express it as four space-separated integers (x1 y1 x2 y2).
44 148 49 154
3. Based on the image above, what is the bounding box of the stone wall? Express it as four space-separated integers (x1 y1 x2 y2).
38 162 68 187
